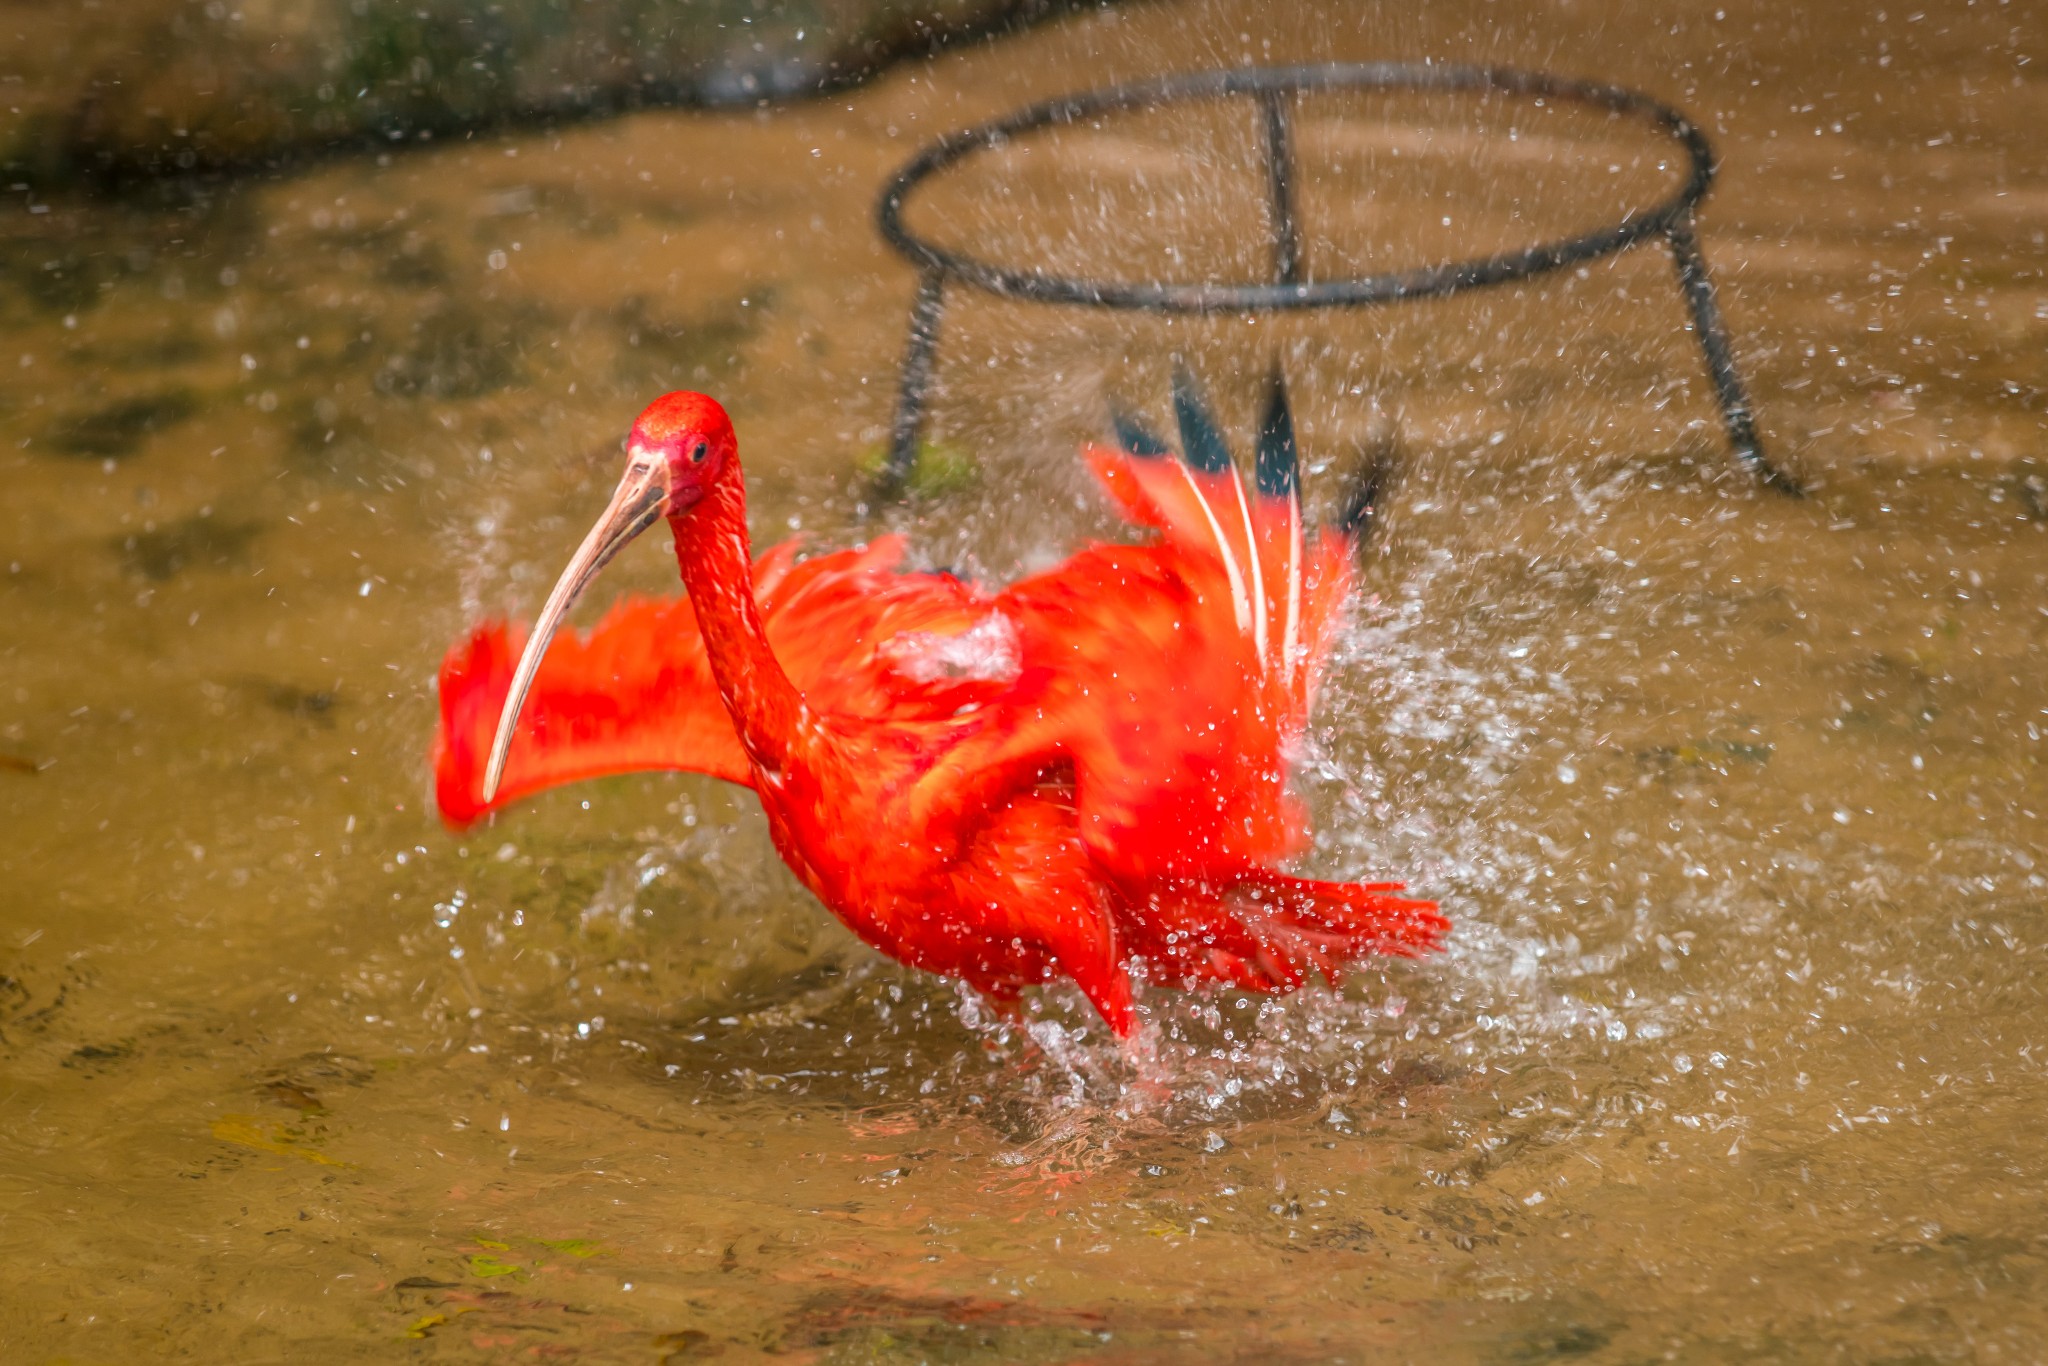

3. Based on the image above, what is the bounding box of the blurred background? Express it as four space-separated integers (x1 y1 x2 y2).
3 0 2046 1360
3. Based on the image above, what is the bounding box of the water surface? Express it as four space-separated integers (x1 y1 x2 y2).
4 0 2046 1359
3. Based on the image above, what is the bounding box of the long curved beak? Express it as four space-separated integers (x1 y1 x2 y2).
481 451 673 804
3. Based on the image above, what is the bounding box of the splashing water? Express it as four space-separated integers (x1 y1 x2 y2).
4 0 2048 1359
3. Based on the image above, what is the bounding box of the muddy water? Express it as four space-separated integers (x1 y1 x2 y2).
4 0 2047 1359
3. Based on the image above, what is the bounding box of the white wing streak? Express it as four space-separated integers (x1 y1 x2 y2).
1177 461 1252 639
1230 467 1269 669
1282 490 1302 687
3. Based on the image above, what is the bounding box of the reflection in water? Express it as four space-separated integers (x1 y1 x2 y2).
4 0 2048 1359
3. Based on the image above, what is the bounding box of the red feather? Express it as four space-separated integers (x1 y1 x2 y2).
435 537 993 821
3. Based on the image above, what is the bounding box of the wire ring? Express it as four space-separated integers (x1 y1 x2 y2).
876 63 1714 313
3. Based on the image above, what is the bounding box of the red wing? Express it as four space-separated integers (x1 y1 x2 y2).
434 536 998 826
1080 442 1351 712
436 594 745 826
914 446 1355 889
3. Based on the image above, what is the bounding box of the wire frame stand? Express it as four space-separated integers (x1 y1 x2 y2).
873 63 1799 497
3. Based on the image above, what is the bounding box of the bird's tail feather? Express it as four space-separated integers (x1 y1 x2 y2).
1129 873 1446 994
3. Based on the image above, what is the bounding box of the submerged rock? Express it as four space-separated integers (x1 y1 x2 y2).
115 511 265 580
47 389 200 458
2 0 1079 188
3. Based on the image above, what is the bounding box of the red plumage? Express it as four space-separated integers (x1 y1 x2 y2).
434 394 1444 1035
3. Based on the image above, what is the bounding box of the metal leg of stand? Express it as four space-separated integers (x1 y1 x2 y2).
1258 90 1305 287
1664 216 1800 495
880 269 949 496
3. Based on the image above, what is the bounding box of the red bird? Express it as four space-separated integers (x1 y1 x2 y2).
433 374 1444 1036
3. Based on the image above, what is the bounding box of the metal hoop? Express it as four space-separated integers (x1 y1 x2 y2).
873 63 1798 495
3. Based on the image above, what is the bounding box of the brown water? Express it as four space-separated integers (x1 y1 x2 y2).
5 0 2048 1360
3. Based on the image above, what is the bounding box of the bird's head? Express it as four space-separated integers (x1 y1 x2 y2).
478 390 736 802
627 389 738 520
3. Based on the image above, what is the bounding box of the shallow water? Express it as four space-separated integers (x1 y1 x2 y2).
4 0 2047 1360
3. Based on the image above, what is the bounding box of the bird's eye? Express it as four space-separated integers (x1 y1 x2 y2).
690 440 708 464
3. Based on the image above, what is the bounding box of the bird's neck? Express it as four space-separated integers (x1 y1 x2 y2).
670 470 806 778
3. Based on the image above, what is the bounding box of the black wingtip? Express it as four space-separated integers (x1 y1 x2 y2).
1337 434 1399 543
1110 406 1171 458
1171 360 1234 474
1254 364 1297 498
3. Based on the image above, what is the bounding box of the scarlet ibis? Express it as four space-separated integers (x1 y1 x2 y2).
434 370 1444 1036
